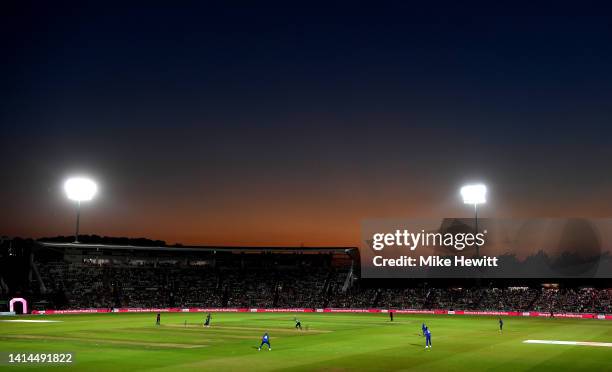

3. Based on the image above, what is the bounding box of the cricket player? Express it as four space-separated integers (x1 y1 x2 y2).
499 318 503 333
204 313 211 327
259 332 271 351
425 327 432 349
295 318 302 330
156 313 161 326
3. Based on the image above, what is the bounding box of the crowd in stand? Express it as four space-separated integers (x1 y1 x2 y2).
34 259 340 310
533 287 612 314
31 259 612 314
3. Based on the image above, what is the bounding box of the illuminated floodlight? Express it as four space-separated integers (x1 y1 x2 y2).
64 177 98 243
460 184 487 205
460 183 487 257
64 177 97 202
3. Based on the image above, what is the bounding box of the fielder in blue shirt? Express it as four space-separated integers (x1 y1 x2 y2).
425 327 432 349
422 323 427 336
259 332 271 351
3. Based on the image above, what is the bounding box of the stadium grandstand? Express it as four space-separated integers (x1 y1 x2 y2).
0 237 610 315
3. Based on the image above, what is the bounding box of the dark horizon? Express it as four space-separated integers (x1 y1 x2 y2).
2 3 612 246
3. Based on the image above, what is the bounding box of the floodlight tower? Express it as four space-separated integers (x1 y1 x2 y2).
64 177 98 243
460 184 487 257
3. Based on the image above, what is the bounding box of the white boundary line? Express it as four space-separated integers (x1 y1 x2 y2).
0 319 62 323
524 340 612 347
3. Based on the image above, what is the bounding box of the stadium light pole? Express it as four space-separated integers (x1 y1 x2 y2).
64 177 98 243
460 184 487 257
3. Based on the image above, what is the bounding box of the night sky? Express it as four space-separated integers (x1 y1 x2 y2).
1 3 611 246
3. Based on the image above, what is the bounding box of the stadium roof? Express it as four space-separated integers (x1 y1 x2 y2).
36 241 357 254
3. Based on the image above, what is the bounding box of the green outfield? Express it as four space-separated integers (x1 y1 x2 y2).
0 312 611 371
